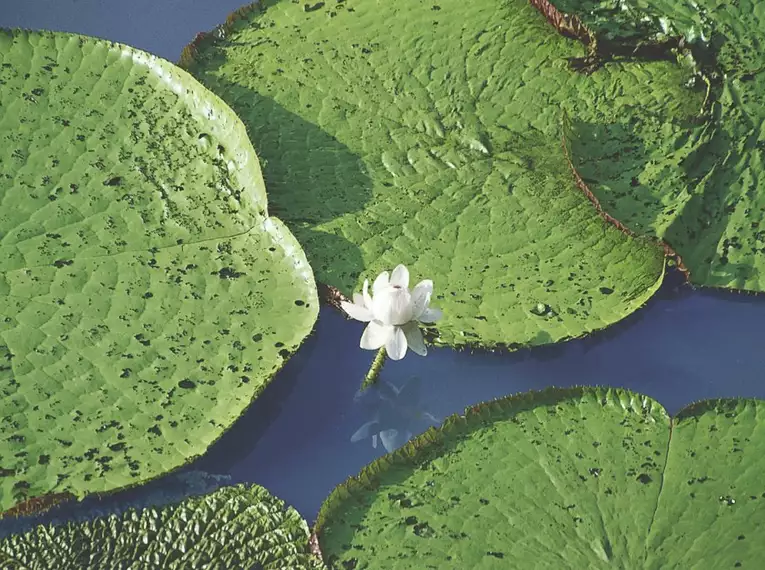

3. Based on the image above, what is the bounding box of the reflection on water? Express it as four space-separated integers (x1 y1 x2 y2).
185 279 765 523
350 376 441 453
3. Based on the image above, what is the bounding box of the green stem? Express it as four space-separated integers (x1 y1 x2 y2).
360 347 387 391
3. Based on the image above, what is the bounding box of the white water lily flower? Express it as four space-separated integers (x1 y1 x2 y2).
340 264 442 360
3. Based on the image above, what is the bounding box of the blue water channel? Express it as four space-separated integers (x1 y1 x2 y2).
3 0 765 531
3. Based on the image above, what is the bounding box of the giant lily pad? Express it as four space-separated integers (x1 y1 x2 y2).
0 483 325 569
552 0 765 291
316 387 765 568
0 30 318 512
181 0 712 349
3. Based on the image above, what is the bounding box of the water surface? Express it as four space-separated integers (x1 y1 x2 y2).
3 0 765 529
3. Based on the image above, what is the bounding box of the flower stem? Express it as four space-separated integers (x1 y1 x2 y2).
360 347 386 391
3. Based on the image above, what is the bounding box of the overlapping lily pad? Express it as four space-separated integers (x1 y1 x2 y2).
0 483 325 569
0 30 318 511
316 387 765 569
182 0 713 349
554 0 765 291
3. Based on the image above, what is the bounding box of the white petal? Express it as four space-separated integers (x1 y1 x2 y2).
352 293 365 306
389 264 409 288
372 287 413 326
362 279 373 308
385 326 408 360
418 307 442 323
411 279 433 319
372 271 390 295
340 300 373 322
371 434 378 448
360 320 394 349
401 322 427 356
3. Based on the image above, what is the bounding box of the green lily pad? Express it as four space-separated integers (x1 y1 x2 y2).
0 483 325 569
181 0 710 349
553 0 765 291
316 387 765 569
0 30 317 511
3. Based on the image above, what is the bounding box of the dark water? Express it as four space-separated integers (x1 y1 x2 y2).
0 0 248 62
3 0 765 531
194 278 765 522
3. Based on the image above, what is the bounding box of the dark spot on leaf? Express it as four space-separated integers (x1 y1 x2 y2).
636 473 652 484
134 334 150 346
599 287 614 295
215 267 244 279
96 420 121 433
83 448 100 460
38 455 50 465
487 552 504 559
304 2 325 12
103 176 122 186
413 521 434 537
108 442 126 452
53 259 73 268
147 425 162 437
178 379 196 389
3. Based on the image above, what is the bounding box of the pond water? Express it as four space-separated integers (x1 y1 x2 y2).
3 0 765 531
